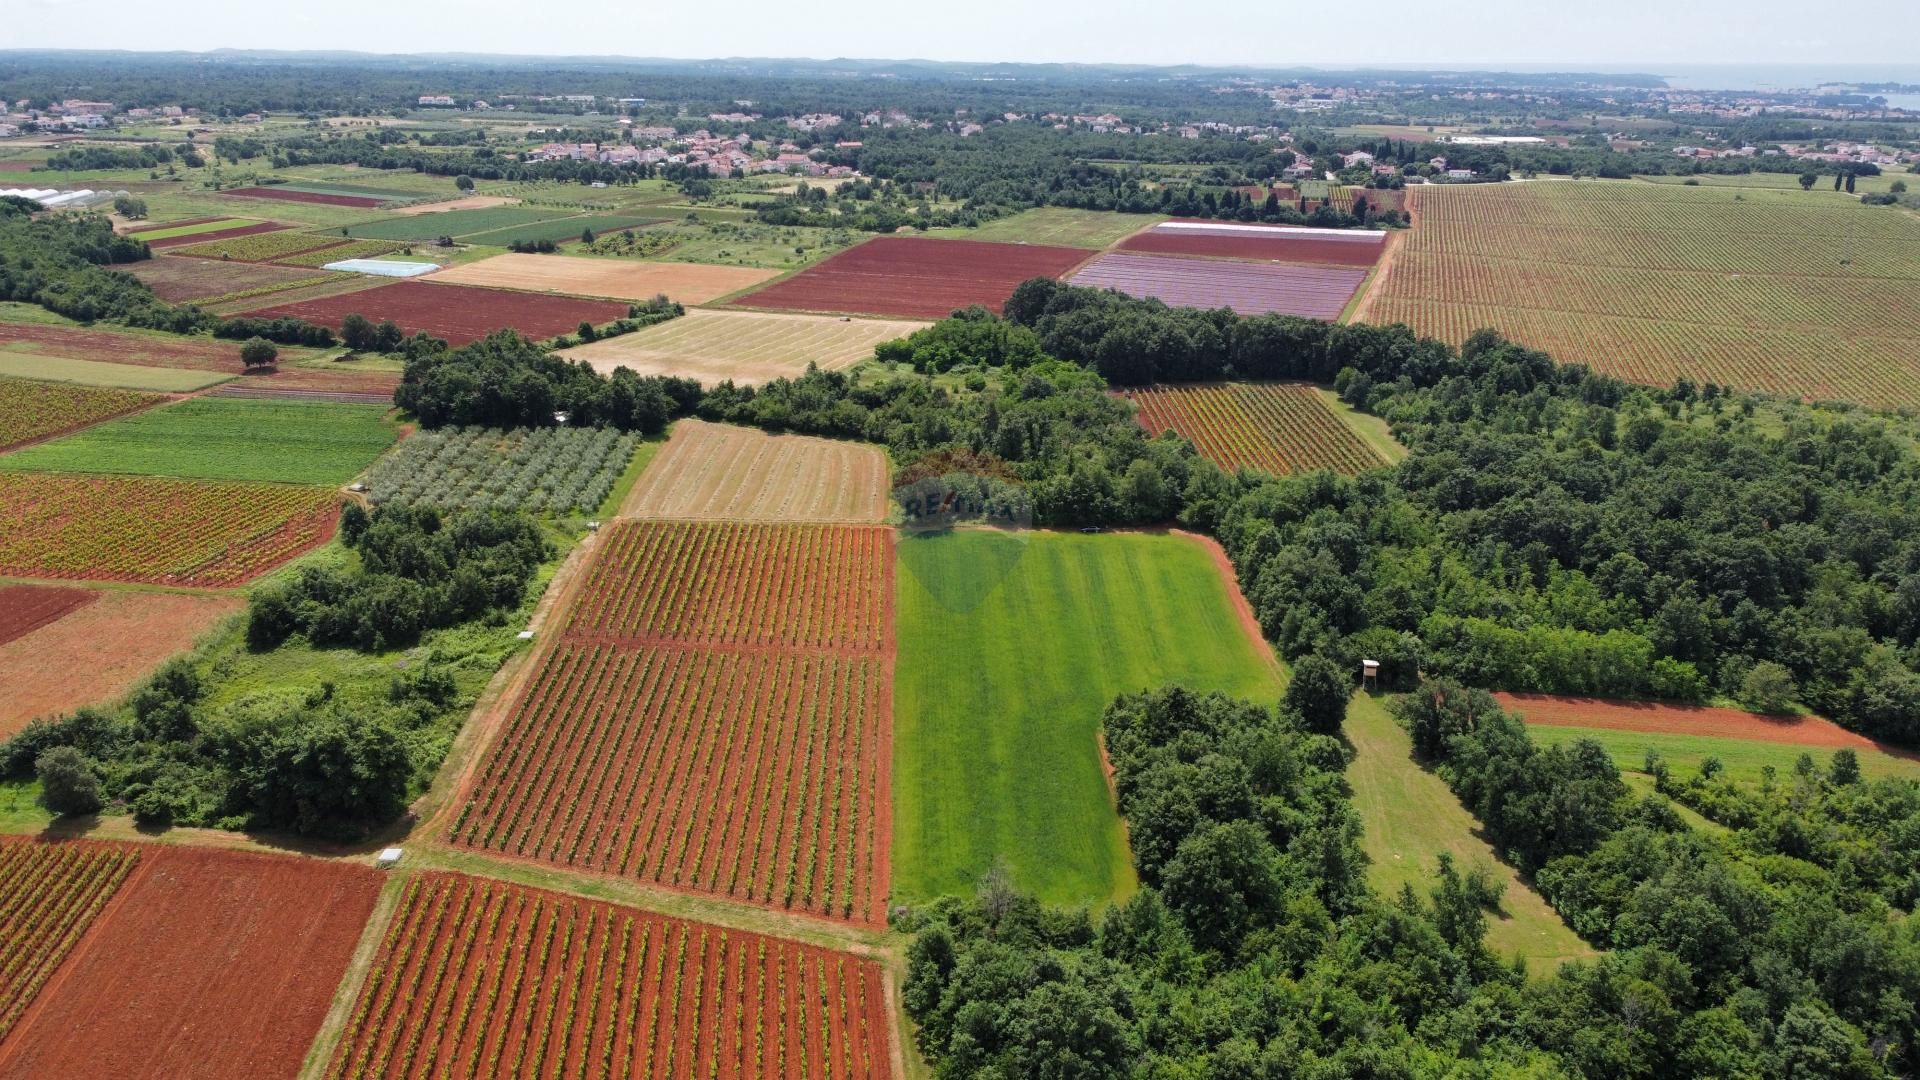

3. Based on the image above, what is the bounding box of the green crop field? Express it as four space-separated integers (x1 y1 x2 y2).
1528 723 1920 788
0 353 230 392
0 397 396 485
457 213 668 247
132 217 260 241
893 529 1284 907
927 207 1163 248
344 207 576 241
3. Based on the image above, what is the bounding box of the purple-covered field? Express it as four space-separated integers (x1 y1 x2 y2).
1068 252 1369 319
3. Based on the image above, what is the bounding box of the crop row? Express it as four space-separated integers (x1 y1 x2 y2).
448 642 889 924
563 521 893 655
328 873 890 1080
274 238 404 267
0 378 159 454
0 841 142 1040
170 229 350 263
0 473 340 586
366 425 639 516
1125 382 1381 476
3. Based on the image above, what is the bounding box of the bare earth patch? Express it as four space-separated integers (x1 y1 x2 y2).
0 589 242 737
388 194 521 215
619 418 890 523
1496 692 1898 752
428 253 779 304
561 308 926 385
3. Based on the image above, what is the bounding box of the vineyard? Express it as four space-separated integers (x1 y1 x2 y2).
564 308 928 386
0 841 140 1042
169 229 359 263
326 874 891 1080
1121 382 1386 475
1366 181 1920 409
562 521 893 653
0 473 339 586
1069 251 1368 319
450 519 894 923
365 425 640 514
0 377 159 453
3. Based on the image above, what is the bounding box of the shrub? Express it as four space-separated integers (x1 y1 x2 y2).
36 747 102 816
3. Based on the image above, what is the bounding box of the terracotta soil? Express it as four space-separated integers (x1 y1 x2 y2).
0 585 99 647
1120 228 1386 266
428 253 778 305
1497 692 1906 753
223 186 385 208
0 846 381 1080
731 235 1090 319
617 418 890 523
247 280 628 347
115 254 333 303
0 590 241 736
0 321 244 371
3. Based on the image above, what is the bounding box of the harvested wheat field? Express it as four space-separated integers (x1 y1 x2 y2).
429 253 779 304
0 589 241 736
619 419 889 522
1496 692 1895 751
563 308 926 385
0 847 381 1080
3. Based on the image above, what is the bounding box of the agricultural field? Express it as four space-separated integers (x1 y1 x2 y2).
0 840 141 1041
223 185 385 208
116 254 338 303
248 280 629 346
272 238 405 266
732 236 1091 319
1069 251 1370 318
1637 171 1909 195
1 397 396 485
893 529 1283 906
345 206 576 241
449 520 894 924
0 353 229 392
928 207 1164 248
142 220 287 249
563 309 926 386
455 213 666 247
1530 724 1920 789
1121 382 1391 475
0 585 97 647
0 473 339 586
1364 181 1920 409
1118 220 1389 266
325 874 892 1079
0 377 160 453
0 319 257 372
0 847 381 1080
124 216 262 242
430 253 778 305
586 219 858 270
616 419 889 523
166 228 357 262
365 425 641 514
0 589 241 735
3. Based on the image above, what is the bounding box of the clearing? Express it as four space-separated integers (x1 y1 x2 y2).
429 253 778 305
893 529 1283 907
0 589 242 736
617 419 889 523
563 309 925 386
1120 382 1393 475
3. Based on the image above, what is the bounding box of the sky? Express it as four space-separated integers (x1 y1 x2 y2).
5 0 1919 73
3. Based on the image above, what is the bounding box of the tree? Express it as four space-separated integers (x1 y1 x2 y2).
1740 661 1798 715
1283 653 1352 735
36 747 102 816
238 336 278 370
454 174 474 192
580 227 596 245
1799 172 1819 191
340 312 375 352
112 194 148 219
1829 748 1862 785
1893 180 1908 194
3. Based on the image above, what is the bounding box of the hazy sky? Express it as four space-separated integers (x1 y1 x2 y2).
6 0 1918 71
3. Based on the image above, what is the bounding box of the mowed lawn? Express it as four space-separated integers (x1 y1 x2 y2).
1 397 395 485
1529 723 1920 788
893 529 1282 907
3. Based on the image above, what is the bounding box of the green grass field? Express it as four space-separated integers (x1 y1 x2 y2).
458 213 668 247
345 207 575 241
893 529 1284 908
0 353 230 392
926 207 1162 249
1528 723 1920 788
1345 694 1599 971
132 217 259 241
0 397 395 485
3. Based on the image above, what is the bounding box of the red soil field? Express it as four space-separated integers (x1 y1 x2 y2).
248 280 629 347
1120 221 1387 266
125 216 222 234
1070 251 1369 319
733 235 1089 319
563 521 893 654
223 185 385 208
0 847 382 1080
0 840 140 1042
0 585 98 647
326 873 892 1080
1122 382 1383 475
142 221 288 249
0 321 241 371
1497 692 1904 753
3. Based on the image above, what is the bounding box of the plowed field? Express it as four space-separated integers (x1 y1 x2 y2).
733 236 1088 318
0 840 140 1042
1120 220 1387 266
248 280 629 346
617 419 889 523
0 322 243 371
326 873 891 1079
1122 382 1385 475
1070 251 1368 318
0 585 97 647
430 254 778 305
143 221 287 249
0 847 381 1080
117 255 335 303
